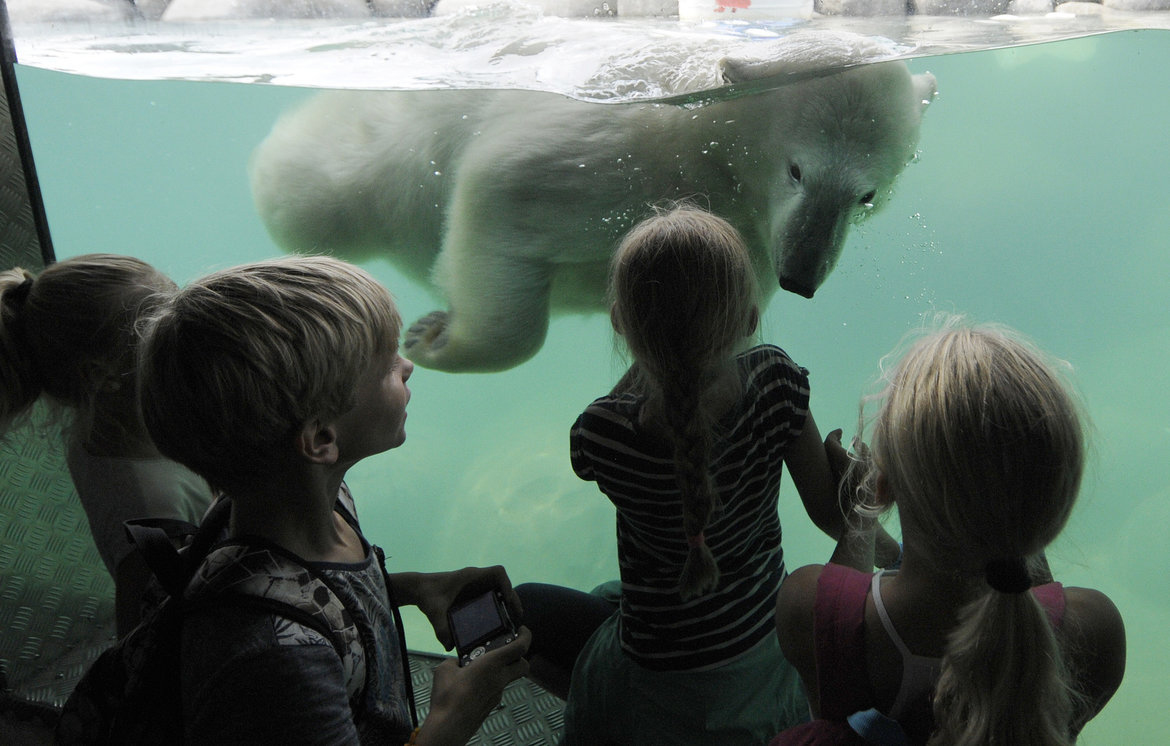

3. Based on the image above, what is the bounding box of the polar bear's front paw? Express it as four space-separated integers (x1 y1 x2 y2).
404 310 450 358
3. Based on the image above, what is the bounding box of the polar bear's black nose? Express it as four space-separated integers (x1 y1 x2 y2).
779 278 816 299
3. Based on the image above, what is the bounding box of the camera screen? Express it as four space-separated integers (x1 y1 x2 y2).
451 593 503 649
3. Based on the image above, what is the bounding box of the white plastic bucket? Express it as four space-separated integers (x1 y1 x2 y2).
677 0 814 20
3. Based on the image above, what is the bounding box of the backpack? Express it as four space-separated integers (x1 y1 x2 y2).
55 496 369 745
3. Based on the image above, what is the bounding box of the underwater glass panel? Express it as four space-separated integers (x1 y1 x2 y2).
5 7 1168 741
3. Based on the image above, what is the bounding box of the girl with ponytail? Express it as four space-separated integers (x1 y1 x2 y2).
0 255 214 637
517 204 884 745
772 317 1126 746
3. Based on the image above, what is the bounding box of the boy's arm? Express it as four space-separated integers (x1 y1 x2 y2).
415 627 532 746
387 565 522 651
186 643 361 744
387 568 533 745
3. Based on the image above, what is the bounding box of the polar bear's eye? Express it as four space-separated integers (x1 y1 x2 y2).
860 190 876 206
788 164 801 183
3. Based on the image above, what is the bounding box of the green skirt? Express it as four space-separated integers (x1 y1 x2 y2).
562 589 809 746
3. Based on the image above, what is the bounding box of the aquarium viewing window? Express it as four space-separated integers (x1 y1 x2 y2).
1 0 1168 743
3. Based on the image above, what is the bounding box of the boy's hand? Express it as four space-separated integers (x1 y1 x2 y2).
411 565 523 650
417 627 532 746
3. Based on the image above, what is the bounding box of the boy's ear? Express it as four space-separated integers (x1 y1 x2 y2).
296 419 339 465
610 304 622 335
747 306 759 337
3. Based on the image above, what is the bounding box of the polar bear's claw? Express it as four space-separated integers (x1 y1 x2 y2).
405 310 450 354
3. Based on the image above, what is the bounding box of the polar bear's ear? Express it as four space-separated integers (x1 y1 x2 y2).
717 49 818 85
717 55 821 84
912 72 939 116
718 57 774 86
718 30 895 85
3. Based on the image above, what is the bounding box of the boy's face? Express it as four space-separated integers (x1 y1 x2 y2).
333 348 414 462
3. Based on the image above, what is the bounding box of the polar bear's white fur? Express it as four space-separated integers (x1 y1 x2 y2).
251 52 936 372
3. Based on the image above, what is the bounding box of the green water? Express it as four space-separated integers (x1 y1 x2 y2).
15 29 1169 742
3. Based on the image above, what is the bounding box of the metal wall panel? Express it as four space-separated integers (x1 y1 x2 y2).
0 0 116 712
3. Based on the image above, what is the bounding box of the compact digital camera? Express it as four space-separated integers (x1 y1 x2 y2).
447 587 519 667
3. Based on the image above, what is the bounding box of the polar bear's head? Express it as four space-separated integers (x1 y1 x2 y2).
720 39 936 298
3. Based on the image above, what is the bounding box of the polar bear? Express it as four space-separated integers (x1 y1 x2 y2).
251 55 936 372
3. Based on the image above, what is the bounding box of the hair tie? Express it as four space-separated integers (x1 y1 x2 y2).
686 532 706 549
3 276 34 312
985 557 1031 594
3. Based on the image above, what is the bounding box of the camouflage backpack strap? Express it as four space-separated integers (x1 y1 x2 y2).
186 541 369 704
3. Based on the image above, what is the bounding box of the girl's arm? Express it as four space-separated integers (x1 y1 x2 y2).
786 421 899 571
784 413 848 541
774 564 825 717
827 520 877 573
1063 586 1127 735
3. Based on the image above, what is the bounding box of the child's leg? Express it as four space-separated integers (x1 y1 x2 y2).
514 582 616 699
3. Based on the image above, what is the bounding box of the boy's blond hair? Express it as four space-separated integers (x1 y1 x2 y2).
139 255 401 493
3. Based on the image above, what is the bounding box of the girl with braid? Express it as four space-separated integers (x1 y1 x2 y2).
516 205 887 745
772 319 1126 746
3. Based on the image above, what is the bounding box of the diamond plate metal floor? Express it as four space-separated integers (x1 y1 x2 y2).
0 650 566 745
411 652 566 745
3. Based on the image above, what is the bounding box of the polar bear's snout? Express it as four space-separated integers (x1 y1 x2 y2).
772 187 855 301
778 277 817 300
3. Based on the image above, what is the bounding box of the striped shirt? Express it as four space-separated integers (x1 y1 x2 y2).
570 344 811 671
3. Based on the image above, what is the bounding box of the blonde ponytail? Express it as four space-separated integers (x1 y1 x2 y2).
930 590 1073 746
0 256 174 436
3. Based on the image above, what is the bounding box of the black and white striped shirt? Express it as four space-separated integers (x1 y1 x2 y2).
570 344 811 671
